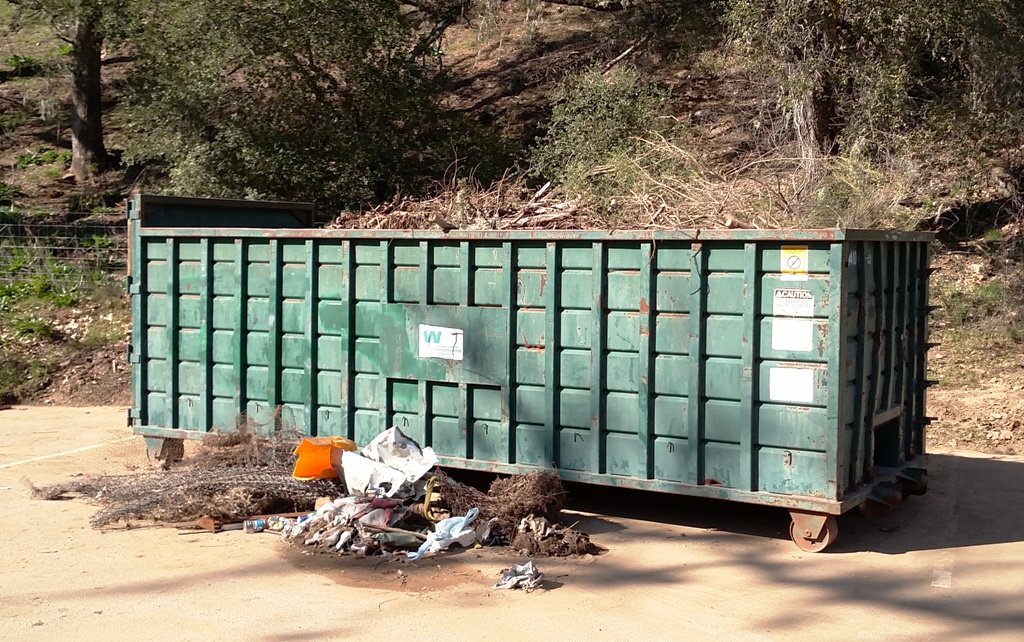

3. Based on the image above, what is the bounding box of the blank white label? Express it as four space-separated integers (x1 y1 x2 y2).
418 324 464 361
769 367 815 403
772 318 814 352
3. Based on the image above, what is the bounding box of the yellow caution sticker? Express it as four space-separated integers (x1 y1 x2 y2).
781 245 809 281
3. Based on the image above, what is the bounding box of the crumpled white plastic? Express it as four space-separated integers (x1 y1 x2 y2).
406 507 480 561
342 426 438 498
361 426 438 481
493 561 544 591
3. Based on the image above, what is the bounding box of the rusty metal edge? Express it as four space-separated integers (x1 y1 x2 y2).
135 227 936 243
133 194 315 228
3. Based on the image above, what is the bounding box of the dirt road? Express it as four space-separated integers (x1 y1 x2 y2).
2 406 1023 641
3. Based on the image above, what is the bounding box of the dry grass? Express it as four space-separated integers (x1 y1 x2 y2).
327 133 934 233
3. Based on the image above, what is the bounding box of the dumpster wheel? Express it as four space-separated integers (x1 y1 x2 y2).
789 515 838 553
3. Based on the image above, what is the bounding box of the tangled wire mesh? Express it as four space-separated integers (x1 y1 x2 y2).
31 416 341 527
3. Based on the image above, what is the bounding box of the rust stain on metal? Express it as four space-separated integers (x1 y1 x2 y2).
521 331 546 352
638 297 650 314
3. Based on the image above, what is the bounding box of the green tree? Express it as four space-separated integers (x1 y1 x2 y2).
728 0 1024 164
6 0 129 181
125 0 505 211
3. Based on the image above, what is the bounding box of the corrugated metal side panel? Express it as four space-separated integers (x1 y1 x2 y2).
839 239 930 495
746 241 837 498
129 221 930 512
131 235 325 435
338 238 841 500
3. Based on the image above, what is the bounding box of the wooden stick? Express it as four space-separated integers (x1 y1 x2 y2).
361 524 429 541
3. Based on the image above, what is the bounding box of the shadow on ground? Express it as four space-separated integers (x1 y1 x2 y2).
444 452 1024 555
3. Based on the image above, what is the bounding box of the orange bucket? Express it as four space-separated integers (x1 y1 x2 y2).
291 437 358 480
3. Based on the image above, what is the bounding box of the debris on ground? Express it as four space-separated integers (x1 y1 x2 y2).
291 436 357 480
188 424 305 469
30 425 342 526
33 467 341 527
511 515 598 556
432 468 567 542
341 427 438 498
407 507 481 561
32 421 595 561
493 561 544 591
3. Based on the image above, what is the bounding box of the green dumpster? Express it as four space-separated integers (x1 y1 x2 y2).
128 194 934 551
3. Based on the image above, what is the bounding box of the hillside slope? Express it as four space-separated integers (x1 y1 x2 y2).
0 3 1021 451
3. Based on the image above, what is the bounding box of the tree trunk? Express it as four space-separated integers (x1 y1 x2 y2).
792 6 842 169
793 82 838 167
70 14 108 182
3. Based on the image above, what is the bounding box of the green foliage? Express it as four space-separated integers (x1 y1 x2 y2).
82 233 111 250
0 182 22 206
0 351 53 404
0 111 32 133
67 192 122 212
12 318 54 339
125 0 508 212
621 0 722 60
530 65 668 203
0 277 78 312
14 147 72 170
4 54 41 76
802 149 928 230
0 244 85 311
937 280 1005 326
983 228 1004 243
727 0 1024 154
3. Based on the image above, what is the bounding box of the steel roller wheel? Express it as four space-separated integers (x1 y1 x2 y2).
789 515 838 553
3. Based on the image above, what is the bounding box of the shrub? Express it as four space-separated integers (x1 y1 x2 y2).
5 54 41 77
530 65 669 205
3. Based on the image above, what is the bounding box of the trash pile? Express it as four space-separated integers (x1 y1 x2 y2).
32 422 596 563
271 426 596 559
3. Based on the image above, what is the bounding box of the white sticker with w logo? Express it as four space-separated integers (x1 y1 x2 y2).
417 324 464 361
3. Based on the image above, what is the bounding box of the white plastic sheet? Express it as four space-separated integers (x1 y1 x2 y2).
407 507 480 561
493 561 544 590
342 426 438 498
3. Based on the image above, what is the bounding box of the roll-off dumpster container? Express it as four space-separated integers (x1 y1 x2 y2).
128 195 934 551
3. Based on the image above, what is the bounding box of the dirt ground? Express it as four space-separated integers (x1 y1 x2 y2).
2 406 1024 641
929 382 1024 455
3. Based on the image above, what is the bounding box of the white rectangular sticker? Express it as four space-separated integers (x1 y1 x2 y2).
773 288 815 317
772 318 814 352
418 324 464 361
781 245 809 281
769 367 815 403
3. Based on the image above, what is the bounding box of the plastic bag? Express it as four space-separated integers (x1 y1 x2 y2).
407 507 480 561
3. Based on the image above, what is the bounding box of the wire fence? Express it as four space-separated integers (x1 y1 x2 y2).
0 215 127 289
